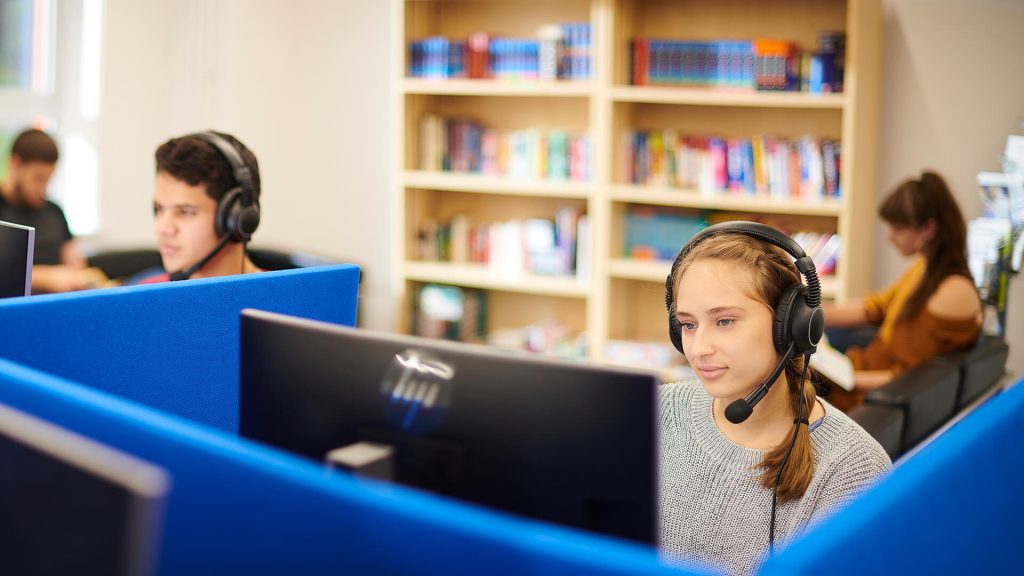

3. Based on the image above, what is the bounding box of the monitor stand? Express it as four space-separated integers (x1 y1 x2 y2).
325 442 395 481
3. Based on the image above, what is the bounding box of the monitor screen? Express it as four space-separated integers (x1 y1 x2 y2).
0 402 169 576
0 219 34 298
239 309 658 544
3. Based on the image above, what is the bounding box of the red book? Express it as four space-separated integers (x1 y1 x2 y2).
632 39 649 86
467 32 489 79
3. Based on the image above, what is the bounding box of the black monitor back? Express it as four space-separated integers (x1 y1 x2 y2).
0 403 169 576
0 220 34 297
239 309 658 544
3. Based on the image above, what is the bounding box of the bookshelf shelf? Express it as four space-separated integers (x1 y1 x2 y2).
403 78 592 98
608 86 846 109
394 0 881 371
608 258 670 283
404 261 590 298
405 170 592 198
609 185 842 217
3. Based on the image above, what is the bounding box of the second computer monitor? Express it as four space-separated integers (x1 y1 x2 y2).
0 402 169 576
239 308 658 544
0 219 34 298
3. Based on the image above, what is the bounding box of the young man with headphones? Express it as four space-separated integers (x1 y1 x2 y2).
659 221 890 575
143 131 262 283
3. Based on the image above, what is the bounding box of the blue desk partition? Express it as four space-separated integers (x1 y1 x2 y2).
0 267 713 575
761 378 1024 575
0 266 359 432
0 358 697 576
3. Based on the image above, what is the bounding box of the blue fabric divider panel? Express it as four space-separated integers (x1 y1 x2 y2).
0 358 710 576
0 266 358 432
761 378 1024 575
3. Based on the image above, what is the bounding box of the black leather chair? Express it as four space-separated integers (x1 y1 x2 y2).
862 358 961 454
87 247 353 277
88 246 364 325
247 248 346 272
86 249 164 282
851 335 1010 459
944 335 1010 409
846 402 904 460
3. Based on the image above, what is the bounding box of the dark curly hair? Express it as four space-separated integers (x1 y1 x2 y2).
154 131 260 202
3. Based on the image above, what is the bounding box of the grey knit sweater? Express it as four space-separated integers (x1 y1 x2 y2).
658 380 891 575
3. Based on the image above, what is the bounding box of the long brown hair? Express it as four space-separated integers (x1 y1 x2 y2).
673 234 816 504
878 171 972 322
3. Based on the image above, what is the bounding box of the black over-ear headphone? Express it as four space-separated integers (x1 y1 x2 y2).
189 131 261 243
664 221 824 359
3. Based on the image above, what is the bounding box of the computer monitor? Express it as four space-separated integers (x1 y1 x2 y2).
0 402 170 576
239 309 658 544
0 219 34 298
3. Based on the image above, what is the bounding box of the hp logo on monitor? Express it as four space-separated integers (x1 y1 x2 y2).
381 349 454 434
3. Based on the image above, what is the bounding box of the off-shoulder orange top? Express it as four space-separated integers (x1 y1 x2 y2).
845 257 981 375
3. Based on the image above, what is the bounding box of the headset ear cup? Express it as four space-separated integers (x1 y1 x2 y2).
792 295 824 354
665 260 685 355
668 311 684 355
235 204 260 241
773 284 803 355
216 187 242 240
216 187 260 242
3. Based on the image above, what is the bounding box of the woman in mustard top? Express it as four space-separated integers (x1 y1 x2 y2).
825 171 982 408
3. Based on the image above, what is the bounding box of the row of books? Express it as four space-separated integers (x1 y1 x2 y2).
623 208 707 261
604 339 692 381
411 285 587 358
408 23 592 81
412 284 488 343
417 208 590 278
630 31 845 93
420 114 591 182
624 131 841 200
488 321 587 359
791 231 841 277
623 208 841 276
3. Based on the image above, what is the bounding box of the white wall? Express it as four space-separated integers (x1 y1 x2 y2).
96 0 393 329
879 0 1024 378
95 0 1024 373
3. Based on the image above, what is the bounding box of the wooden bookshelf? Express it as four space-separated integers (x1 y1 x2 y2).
392 0 882 370
403 78 592 97
608 86 846 109
608 184 843 216
404 170 592 198
404 261 591 298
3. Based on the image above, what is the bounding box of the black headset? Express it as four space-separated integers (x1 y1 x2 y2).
189 131 261 243
664 221 824 359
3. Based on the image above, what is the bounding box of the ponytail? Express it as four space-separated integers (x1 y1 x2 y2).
757 360 816 504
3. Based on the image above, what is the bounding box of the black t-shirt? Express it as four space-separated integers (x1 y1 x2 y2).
0 192 73 266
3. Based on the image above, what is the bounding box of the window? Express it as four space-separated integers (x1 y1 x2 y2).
0 0 104 235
